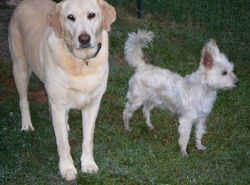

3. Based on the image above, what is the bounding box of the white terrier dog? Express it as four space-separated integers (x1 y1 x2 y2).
123 30 239 156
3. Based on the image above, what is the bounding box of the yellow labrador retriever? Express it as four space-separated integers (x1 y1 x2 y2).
8 0 116 181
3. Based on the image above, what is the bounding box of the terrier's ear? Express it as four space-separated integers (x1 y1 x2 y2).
206 39 220 54
203 48 213 69
98 0 116 31
47 4 64 38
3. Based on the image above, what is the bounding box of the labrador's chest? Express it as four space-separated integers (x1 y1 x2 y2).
46 62 108 109
68 72 108 109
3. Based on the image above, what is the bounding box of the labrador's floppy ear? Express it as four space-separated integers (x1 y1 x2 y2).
47 4 64 38
98 0 116 31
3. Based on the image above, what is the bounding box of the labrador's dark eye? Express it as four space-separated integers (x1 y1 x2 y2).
222 71 227 75
88 12 96 20
67 14 75 22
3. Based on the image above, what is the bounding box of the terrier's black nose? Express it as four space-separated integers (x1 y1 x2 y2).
235 80 240 86
78 33 90 45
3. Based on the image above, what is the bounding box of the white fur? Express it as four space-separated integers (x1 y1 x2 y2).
123 30 239 156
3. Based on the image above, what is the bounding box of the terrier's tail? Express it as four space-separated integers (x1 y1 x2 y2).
124 29 154 68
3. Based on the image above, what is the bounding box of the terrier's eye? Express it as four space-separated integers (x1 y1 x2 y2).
67 14 75 22
222 71 227 75
88 12 96 20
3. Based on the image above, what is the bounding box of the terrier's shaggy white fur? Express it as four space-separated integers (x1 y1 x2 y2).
123 30 239 156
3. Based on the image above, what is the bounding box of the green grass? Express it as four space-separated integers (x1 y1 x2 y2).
1 1 250 184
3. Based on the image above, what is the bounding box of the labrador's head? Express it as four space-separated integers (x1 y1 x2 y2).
47 0 116 60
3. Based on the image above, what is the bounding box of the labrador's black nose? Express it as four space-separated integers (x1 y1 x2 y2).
78 33 90 45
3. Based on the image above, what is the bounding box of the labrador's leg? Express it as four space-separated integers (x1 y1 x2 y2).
81 102 101 173
50 104 77 181
10 33 34 131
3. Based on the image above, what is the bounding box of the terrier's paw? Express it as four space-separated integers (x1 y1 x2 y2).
81 162 99 173
124 125 132 132
181 150 188 157
148 124 155 130
196 143 206 151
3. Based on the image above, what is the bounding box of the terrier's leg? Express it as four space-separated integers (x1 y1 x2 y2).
178 116 193 157
142 103 155 130
195 117 207 151
123 98 143 132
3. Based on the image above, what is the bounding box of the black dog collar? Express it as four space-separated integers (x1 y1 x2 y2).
93 42 102 58
85 42 102 65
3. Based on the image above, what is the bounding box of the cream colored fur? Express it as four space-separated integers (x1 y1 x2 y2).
8 0 116 181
